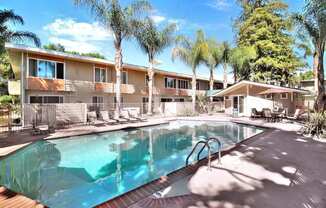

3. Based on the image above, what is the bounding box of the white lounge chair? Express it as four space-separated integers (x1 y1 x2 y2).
121 110 138 122
128 109 147 122
99 111 117 125
87 111 105 126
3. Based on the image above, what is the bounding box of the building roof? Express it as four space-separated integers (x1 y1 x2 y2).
212 80 309 97
5 43 224 83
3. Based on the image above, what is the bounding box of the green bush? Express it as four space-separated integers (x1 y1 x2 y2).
303 111 326 137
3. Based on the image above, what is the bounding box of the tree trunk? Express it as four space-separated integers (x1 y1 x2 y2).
147 61 154 115
192 69 197 112
115 43 122 118
234 67 237 83
314 42 325 112
209 67 214 102
223 63 228 88
313 50 318 95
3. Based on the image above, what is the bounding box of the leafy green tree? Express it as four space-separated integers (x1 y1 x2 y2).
172 30 209 111
43 43 65 52
43 43 106 59
203 38 223 100
74 0 151 116
0 9 40 53
292 0 325 111
134 17 176 114
230 46 257 81
236 1 302 84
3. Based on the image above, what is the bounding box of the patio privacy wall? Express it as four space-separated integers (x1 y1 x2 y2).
24 103 87 127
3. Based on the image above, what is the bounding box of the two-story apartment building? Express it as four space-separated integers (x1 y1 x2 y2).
5 43 224 113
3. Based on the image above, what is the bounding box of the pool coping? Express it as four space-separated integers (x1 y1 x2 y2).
96 125 270 208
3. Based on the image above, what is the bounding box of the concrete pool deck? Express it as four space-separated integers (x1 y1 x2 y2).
131 128 326 208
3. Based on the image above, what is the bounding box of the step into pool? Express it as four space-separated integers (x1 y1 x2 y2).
0 120 264 208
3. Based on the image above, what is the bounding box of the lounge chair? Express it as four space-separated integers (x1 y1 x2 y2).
121 110 138 122
110 111 128 124
286 109 305 121
250 108 262 119
262 108 273 122
99 111 117 125
31 124 49 135
128 109 147 122
87 111 105 126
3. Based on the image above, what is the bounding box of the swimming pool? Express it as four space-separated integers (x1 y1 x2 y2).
0 120 263 208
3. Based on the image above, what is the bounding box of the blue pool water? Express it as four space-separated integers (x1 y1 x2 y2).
0 120 263 208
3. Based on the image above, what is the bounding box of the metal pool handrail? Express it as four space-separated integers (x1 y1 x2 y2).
185 137 222 168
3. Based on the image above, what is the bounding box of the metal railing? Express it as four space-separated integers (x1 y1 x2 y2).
186 136 222 169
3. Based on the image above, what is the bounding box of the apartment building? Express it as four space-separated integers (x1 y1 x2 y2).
5 43 224 112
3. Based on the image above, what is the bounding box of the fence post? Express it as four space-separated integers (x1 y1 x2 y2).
8 107 12 134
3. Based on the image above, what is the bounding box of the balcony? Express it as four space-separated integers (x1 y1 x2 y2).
26 77 65 91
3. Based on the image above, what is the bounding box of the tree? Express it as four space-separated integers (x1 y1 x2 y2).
75 0 151 116
134 17 176 115
221 41 231 87
236 1 301 84
43 43 107 59
292 0 326 111
203 39 223 101
172 30 208 111
0 9 40 53
229 46 257 81
43 43 65 52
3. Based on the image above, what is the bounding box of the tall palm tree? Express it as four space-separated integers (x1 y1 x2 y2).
292 0 325 111
75 0 151 116
0 9 40 53
203 39 223 102
221 41 231 87
172 30 208 111
134 17 176 115
229 46 257 81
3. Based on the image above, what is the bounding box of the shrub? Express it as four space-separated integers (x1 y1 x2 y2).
303 111 326 137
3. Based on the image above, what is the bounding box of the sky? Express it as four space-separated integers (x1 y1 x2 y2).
1 0 306 81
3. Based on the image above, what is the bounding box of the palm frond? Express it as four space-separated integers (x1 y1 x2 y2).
171 47 190 65
0 9 24 25
10 31 41 47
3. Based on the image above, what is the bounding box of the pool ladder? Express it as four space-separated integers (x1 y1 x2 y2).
185 137 222 169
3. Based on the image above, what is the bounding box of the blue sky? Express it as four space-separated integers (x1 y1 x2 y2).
1 0 306 81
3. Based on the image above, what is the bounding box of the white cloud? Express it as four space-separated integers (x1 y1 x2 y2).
43 18 114 54
207 0 231 11
44 18 112 42
48 37 98 53
150 15 166 24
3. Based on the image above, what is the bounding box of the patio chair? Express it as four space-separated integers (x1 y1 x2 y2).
121 110 138 122
286 109 305 121
262 108 273 122
250 108 262 119
128 109 147 122
99 111 117 125
87 111 105 126
110 111 128 124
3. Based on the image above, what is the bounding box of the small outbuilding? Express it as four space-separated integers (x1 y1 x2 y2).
212 81 309 116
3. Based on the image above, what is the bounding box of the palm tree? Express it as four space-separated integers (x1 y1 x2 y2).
172 30 208 111
134 17 176 115
0 9 40 53
221 41 231 87
74 0 151 116
229 46 257 81
292 0 325 111
203 39 223 102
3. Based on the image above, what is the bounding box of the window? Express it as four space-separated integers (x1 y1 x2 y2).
28 58 64 79
280 93 288 99
122 71 128 84
145 75 149 86
178 80 189 89
174 98 185 102
165 77 176 88
94 68 106 82
30 96 63 104
161 98 173 102
265 94 272 99
92 96 104 104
